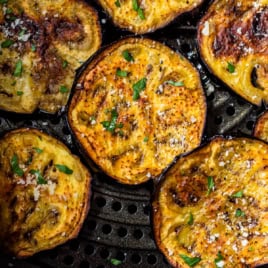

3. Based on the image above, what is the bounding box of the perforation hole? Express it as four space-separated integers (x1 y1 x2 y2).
207 92 215 101
143 205 150 215
133 229 143 240
226 106 235 116
246 120 254 131
63 255 74 265
100 248 110 259
214 116 223 125
69 239 80 251
84 244 95 255
51 117 61 125
62 126 70 135
102 224 112 234
112 201 122 211
118 227 127 237
87 220 97 230
180 43 191 53
95 196 106 208
49 250 58 259
131 253 141 264
115 251 126 262
79 260 90 268
128 204 137 214
96 265 105 268
147 254 157 265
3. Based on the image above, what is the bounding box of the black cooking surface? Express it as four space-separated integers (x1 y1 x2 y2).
0 0 266 267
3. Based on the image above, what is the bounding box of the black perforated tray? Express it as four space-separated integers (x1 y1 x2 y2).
0 1 266 267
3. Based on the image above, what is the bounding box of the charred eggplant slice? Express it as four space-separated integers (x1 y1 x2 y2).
198 0 268 106
0 128 92 257
0 0 101 114
68 38 206 184
97 0 204 34
254 110 268 141
153 137 268 267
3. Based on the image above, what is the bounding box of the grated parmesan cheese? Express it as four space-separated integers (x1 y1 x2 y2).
202 21 210 36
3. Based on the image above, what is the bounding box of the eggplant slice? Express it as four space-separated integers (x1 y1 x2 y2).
198 0 268 106
97 0 204 34
153 136 268 268
68 38 206 184
0 128 92 257
254 110 268 141
0 0 101 114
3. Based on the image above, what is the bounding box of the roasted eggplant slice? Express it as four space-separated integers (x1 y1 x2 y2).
153 137 268 268
68 38 206 184
97 0 204 34
254 110 268 141
198 0 268 106
0 128 92 257
0 0 101 114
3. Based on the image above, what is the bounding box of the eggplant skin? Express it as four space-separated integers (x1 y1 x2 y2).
254 111 268 142
0 128 92 258
198 0 268 106
68 37 206 185
153 136 268 268
97 0 204 34
0 0 101 114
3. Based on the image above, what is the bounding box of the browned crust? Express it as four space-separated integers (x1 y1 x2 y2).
253 110 268 140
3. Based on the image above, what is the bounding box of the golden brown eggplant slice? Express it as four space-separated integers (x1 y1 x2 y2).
68 38 206 184
254 110 268 141
153 136 268 268
0 0 101 114
198 0 268 106
0 128 92 257
97 0 204 34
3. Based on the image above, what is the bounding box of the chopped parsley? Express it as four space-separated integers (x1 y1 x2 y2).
187 212 194 225
0 0 8 4
166 80 184 87
33 147 43 154
179 254 201 267
60 85 69 93
116 68 128 77
30 169 47 184
6 7 12 14
231 190 243 198
11 154 24 176
122 50 134 62
1 39 14 48
19 29 26 37
62 60 68 68
16 91 23 96
31 44 36 52
214 252 224 268
143 136 149 142
55 164 73 174
101 108 123 134
235 208 245 217
114 0 121 7
110 258 122 266
227 62 235 73
132 0 145 19
132 77 147 100
207 176 214 195
13 59 23 77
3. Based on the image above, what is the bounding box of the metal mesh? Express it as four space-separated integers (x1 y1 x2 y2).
0 0 266 267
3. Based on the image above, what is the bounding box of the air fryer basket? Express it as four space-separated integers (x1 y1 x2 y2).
0 0 266 267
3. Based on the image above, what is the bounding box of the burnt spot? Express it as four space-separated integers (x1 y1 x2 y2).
169 188 185 207
252 8 268 39
0 63 13 75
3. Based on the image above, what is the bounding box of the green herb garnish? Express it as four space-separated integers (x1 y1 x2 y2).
31 44 36 52
33 147 43 154
214 251 224 268
101 108 123 134
30 169 47 184
0 0 8 4
235 208 245 217
55 164 73 175
187 212 194 225
231 190 243 198
122 50 134 62
179 254 201 267
132 0 145 19
114 0 121 7
16 91 23 96
1 39 14 48
60 85 69 93
132 77 147 100
166 80 184 87
227 62 235 73
11 154 24 176
62 60 68 68
13 59 23 77
137 8 145 19
207 176 214 195
116 68 128 77
143 136 149 142
110 258 122 266
19 29 26 36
